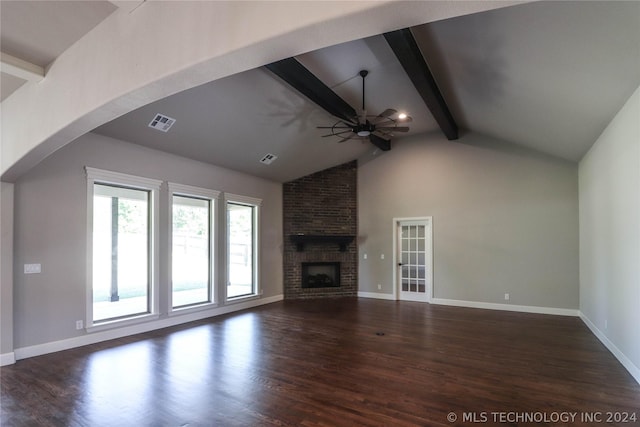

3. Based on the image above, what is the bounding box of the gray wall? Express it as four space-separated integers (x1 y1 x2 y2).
358 131 579 309
579 85 640 377
12 132 283 349
1 182 14 356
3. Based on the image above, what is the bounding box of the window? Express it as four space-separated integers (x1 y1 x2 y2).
86 168 161 326
86 169 264 326
226 194 261 299
169 183 219 310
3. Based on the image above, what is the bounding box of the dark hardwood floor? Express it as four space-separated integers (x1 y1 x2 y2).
2 298 639 426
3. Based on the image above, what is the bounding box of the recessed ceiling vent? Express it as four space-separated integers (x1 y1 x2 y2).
148 113 176 132
260 153 278 165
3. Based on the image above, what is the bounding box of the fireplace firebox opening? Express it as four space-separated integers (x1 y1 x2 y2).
301 262 340 288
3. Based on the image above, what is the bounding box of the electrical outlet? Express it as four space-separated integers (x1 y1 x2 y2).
76 320 83 330
380 254 385 260
504 293 510 301
24 263 41 274
377 284 382 290
363 253 367 260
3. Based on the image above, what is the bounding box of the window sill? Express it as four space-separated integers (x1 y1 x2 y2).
87 313 160 333
169 302 219 317
225 293 261 305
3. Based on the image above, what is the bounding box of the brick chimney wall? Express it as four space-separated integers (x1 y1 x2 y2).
283 161 357 299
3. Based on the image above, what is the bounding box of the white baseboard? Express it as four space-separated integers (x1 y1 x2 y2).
357 293 580 317
358 291 396 300
0 352 16 366
579 312 640 386
14 294 283 361
431 298 580 317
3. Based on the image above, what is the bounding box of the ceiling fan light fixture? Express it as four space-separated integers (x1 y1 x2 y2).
357 130 371 137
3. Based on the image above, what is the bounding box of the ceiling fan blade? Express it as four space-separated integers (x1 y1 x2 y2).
377 126 410 132
317 126 352 129
322 130 353 137
369 133 391 151
375 118 413 129
376 108 397 119
265 58 358 123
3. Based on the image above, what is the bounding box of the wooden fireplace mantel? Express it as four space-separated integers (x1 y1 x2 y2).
290 234 355 252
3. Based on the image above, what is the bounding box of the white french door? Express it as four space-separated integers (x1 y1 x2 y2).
395 218 432 302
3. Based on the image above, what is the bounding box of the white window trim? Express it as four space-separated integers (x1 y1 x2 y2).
85 167 162 330
224 193 262 302
224 193 262 207
168 183 220 314
168 183 220 201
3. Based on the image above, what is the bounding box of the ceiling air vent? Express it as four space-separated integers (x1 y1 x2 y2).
260 153 278 165
148 113 176 132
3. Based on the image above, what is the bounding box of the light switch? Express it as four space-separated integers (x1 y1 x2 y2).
24 263 41 274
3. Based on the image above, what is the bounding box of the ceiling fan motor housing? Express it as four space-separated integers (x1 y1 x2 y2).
354 121 374 137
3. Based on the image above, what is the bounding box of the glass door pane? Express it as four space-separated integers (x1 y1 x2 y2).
227 203 254 298
172 195 211 308
398 221 430 302
93 184 150 322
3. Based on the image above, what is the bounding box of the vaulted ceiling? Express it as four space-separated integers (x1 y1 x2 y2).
0 1 117 100
2 1 639 182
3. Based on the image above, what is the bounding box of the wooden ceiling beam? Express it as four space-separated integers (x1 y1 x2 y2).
265 57 357 123
384 28 458 140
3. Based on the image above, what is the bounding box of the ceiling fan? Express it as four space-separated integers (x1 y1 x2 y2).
265 58 412 151
266 30 458 151
316 70 411 148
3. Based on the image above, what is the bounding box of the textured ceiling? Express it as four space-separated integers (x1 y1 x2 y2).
94 34 439 183
3 1 640 182
0 0 116 101
94 1 640 181
0 0 116 67
414 0 640 161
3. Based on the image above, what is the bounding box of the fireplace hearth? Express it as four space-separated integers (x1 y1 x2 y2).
301 262 340 288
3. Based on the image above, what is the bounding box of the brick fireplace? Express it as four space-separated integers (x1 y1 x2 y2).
283 161 357 299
